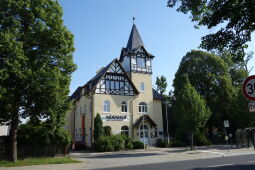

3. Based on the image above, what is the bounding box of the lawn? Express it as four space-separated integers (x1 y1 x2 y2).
0 157 82 167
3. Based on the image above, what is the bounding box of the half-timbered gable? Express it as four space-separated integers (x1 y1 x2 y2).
95 59 139 95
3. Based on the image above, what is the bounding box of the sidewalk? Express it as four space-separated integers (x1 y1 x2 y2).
71 145 255 169
1 146 255 170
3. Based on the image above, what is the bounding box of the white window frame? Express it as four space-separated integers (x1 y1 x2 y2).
103 100 111 113
121 101 128 113
139 102 148 113
140 82 145 92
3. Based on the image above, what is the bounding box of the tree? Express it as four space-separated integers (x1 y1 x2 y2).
174 75 211 150
103 126 112 136
167 0 255 61
173 50 235 136
0 0 76 161
156 76 168 96
94 113 104 141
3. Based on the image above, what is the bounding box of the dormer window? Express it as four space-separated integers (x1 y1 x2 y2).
140 83 145 92
137 57 145 68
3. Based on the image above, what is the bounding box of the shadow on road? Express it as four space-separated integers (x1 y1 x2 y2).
193 164 255 170
72 152 163 159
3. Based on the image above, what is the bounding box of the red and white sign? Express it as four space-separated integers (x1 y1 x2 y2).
243 75 255 101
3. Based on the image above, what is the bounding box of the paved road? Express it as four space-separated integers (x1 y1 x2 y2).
100 154 255 170
101 154 255 170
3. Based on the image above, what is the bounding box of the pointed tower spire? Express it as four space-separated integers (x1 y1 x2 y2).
126 22 144 51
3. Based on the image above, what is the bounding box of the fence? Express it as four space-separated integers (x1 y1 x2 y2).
0 137 70 160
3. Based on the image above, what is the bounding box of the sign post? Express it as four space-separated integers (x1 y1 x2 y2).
224 120 229 152
243 75 255 101
243 75 255 150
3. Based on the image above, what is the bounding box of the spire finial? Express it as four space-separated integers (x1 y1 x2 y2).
132 12 135 25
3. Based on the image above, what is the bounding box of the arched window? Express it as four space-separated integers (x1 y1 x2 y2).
139 102 147 113
121 101 128 113
140 82 145 92
121 126 129 136
104 100 110 112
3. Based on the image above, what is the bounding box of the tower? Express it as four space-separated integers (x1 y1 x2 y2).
120 22 158 143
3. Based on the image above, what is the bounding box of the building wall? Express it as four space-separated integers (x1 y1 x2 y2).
130 73 153 121
93 94 134 137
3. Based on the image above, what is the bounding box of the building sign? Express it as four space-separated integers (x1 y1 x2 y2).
101 115 130 121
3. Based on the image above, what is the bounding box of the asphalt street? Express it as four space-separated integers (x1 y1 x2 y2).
100 153 255 170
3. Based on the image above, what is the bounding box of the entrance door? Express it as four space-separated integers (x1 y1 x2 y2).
139 125 149 144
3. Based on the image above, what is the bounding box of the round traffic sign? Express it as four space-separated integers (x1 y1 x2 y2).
243 75 255 101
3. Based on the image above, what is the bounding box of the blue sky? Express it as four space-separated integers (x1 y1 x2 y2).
59 0 255 95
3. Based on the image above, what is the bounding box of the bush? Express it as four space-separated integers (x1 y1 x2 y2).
156 139 170 148
132 141 144 149
170 139 185 147
194 132 211 146
121 135 133 149
110 135 125 151
94 136 114 152
17 124 71 145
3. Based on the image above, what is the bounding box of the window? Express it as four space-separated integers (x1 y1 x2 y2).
121 126 129 136
121 101 128 113
80 106 82 116
104 100 110 112
137 57 145 68
139 102 147 113
140 83 145 92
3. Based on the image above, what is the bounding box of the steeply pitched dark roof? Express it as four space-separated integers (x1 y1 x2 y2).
126 24 144 51
153 89 162 100
119 24 155 62
133 115 157 128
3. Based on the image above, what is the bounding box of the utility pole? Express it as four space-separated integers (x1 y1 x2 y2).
165 102 170 145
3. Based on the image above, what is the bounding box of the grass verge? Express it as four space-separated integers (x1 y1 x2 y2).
0 157 82 167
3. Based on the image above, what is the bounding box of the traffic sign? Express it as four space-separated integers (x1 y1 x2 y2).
249 102 255 112
243 75 255 101
224 120 229 128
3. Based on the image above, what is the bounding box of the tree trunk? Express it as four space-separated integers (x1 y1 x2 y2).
191 132 194 150
9 113 19 162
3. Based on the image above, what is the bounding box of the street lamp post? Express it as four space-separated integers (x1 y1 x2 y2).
165 102 170 145
143 114 145 149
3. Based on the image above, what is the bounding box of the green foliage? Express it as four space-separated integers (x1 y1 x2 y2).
94 136 114 152
94 113 103 141
132 141 144 149
170 140 185 147
174 75 211 132
193 131 211 146
17 123 70 145
173 50 235 135
110 134 125 151
103 126 112 136
0 0 76 161
156 76 168 95
121 135 133 149
0 157 81 167
167 0 255 61
156 139 170 148
94 134 126 152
